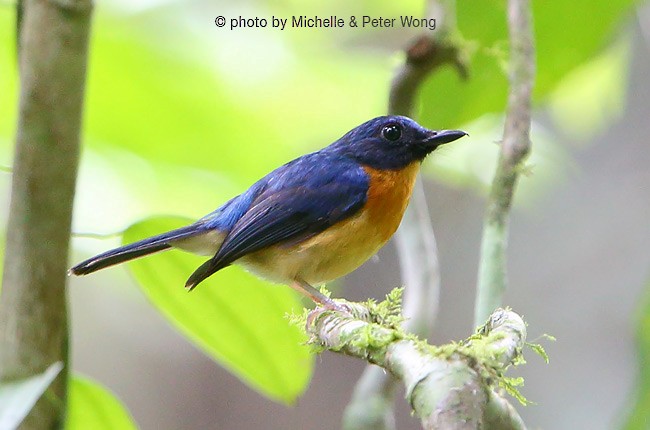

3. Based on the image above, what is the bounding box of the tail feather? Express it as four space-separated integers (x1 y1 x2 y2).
70 224 205 276
185 259 230 291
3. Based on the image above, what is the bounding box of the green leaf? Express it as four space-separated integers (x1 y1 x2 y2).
66 375 137 430
122 216 313 404
0 362 63 430
623 280 650 429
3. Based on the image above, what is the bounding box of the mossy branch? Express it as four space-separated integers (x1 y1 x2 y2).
304 290 529 430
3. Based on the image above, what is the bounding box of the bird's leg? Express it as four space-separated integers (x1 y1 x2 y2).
291 279 348 312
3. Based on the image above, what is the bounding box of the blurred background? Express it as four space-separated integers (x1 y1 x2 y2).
1 0 649 429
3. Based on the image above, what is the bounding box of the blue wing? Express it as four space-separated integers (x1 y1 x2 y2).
186 153 369 289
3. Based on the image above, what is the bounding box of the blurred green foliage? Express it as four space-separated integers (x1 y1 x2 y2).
0 9 17 159
0 0 643 414
419 0 636 128
424 113 570 202
549 35 631 142
123 216 312 404
66 375 137 430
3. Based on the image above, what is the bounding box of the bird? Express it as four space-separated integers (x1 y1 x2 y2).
70 116 467 310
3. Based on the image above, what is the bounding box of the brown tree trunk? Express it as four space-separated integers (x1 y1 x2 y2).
0 0 93 428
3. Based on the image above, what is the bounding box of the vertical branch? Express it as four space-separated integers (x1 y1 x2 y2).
474 0 535 326
395 179 441 337
0 0 93 428
343 8 467 428
391 35 460 342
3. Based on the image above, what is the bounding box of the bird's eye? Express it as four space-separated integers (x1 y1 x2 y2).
381 124 402 142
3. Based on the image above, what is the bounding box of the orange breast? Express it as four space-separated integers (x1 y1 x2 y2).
361 162 421 243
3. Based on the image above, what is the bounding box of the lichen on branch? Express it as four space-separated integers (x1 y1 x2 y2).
300 289 531 430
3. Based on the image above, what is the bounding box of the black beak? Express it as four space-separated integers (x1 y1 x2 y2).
424 129 468 147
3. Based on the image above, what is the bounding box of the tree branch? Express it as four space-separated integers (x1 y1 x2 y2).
308 297 527 430
0 0 93 427
474 0 536 326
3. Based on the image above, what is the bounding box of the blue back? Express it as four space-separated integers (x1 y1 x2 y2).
198 151 369 269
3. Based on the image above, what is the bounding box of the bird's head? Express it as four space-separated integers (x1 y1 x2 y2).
327 115 467 170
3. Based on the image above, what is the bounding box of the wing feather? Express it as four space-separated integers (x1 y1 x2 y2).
185 161 369 290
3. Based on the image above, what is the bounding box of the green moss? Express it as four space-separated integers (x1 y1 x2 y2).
499 376 530 406
362 287 406 329
297 288 549 406
525 334 555 364
286 307 311 328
